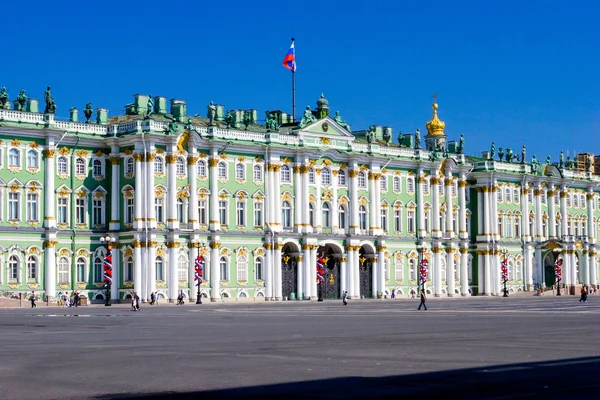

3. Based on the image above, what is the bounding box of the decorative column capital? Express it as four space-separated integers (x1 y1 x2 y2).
43 240 58 248
209 241 222 249
459 247 469 254
109 156 121 165
208 158 219 167
165 155 177 164
274 243 284 250
43 149 56 158
165 241 180 248
457 180 468 188
301 243 311 250
188 156 199 165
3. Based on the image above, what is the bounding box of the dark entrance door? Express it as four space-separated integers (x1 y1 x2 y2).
544 264 555 288
281 257 297 300
359 259 373 298
316 246 341 300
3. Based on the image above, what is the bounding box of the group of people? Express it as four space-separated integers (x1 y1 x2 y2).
57 291 81 307
580 286 593 303
149 292 159 306
131 292 141 311
176 290 185 305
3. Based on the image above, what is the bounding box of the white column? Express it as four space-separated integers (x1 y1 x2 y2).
134 154 143 229
368 172 377 234
433 246 442 296
431 176 441 239
166 149 178 230
44 239 57 300
590 247 597 287
445 176 454 239
534 186 543 242
477 251 484 295
296 254 304 300
302 164 310 234
460 247 469 296
458 178 468 239
491 184 499 239
587 192 594 240
374 171 382 235
352 247 360 298
146 152 156 229
210 239 221 302
447 247 455 296
274 242 282 300
310 246 318 299
522 185 531 238
534 247 543 287
315 167 323 233
525 244 534 289
583 246 590 285
209 152 220 231
484 251 492 295
548 188 557 239
43 149 56 228
109 153 120 230
147 241 156 302
332 172 339 233
483 187 491 237
188 153 199 230
168 239 178 301
477 188 484 235
349 164 360 235
294 165 303 233
266 162 275 230
560 188 568 240
188 241 197 300
264 241 273 299
377 244 385 297
134 241 143 298
417 173 426 238
302 244 312 298
111 248 120 301
274 163 282 230
340 255 347 296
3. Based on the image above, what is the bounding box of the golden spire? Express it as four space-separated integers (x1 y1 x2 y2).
426 93 445 136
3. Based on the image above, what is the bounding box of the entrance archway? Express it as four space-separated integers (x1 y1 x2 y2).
317 243 343 299
543 251 558 288
359 245 376 298
281 242 300 300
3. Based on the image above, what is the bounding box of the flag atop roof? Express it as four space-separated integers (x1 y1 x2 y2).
282 40 296 72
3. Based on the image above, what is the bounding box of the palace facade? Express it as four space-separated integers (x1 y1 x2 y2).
0 88 597 303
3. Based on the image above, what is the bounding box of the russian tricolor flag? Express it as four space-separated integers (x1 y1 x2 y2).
282 41 296 72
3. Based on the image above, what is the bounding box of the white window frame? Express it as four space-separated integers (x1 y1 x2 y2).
218 162 227 179
235 163 245 181
358 171 366 188
75 197 87 225
58 256 70 284
27 149 39 169
26 192 38 222
253 164 263 182
8 148 20 167
57 196 69 225
338 170 346 186
75 157 86 176
154 156 164 174
321 168 331 186
57 156 68 174
237 256 248 282
197 159 207 177
93 159 103 178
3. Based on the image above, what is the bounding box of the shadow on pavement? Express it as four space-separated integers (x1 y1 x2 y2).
94 356 600 400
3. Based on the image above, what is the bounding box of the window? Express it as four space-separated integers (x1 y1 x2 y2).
155 197 164 223
254 201 263 227
9 255 19 280
27 256 37 281
76 158 86 175
309 203 315 228
394 257 403 281
236 200 246 226
255 257 263 280
498 214 503 237
541 191 547 205
220 257 228 280
393 176 401 192
381 206 388 232
505 215 513 238
59 257 69 284
282 201 292 228
280 165 291 183
198 199 208 225
514 189 519 203
567 194 572 208
380 175 387 191
394 209 402 232
438 181 444 196
358 172 366 188
505 188 511 203
93 159 103 177
124 197 134 224
359 205 367 230
321 168 331 186
75 257 85 282
253 165 263 181
178 255 187 282
308 168 315 184
176 157 186 175
452 181 458 197
235 163 245 180
527 190 533 203
197 160 207 177
407 210 415 233
156 257 164 281
408 258 417 281
93 257 103 283
126 157 134 175
219 200 227 225
125 258 134 281
581 194 586 208
423 179 429 195
58 197 68 224
27 150 38 169
497 188 502 202
76 197 86 225
57 156 68 174
8 148 20 167
26 193 38 221
407 177 414 193
515 260 522 281
338 205 347 229
154 156 164 174
177 197 187 223
218 162 227 179
424 210 430 233
322 202 331 228
237 256 248 281
338 170 346 186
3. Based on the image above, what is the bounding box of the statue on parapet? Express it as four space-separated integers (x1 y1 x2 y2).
559 151 564 168
298 105 316 128
382 128 392 144
586 155 594 173
225 110 234 128
457 134 465 154
546 155 551 165
265 112 280 132
242 111 251 129
84 103 93 123
334 111 350 131
505 148 513 163
397 130 404 147
414 128 421 149
0 87 8 109
15 89 28 111
489 142 495 160
44 86 56 114
498 147 504 161
521 145 526 164
366 126 376 143
146 95 154 119
565 156 572 169
531 154 539 172
207 101 217 126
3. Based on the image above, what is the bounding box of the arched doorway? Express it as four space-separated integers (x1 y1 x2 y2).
281 242 299 300
317 244 342 299
359 245 375 298
543 251 558 288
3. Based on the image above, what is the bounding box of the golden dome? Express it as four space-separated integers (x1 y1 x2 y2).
426 98 445 136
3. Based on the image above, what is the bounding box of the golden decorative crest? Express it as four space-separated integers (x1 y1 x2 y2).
58 188 69 197
77 189 87 198
238 248 248 257
255 248 264 256
220 153 228 160
11 138 21 147
10 183 20 192
322 159 332 166
59 147 70 155
59 248 69 256
329 273 334 283
255 156 263 162
156 247 166 257
76 149 88 157
124 148 133 155
320 136 330 145
308 159 316 167
77 249 87 256
29 141 39 149
123 248 133 258
95 149 104 157
94 191 105 199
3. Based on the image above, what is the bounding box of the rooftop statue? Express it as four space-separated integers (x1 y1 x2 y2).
489 142 495 160
586 155 594 173
334 111 349 131
298 105 316 128
414 128 421 149
207 101 216 126
146 95 154 119
546 155 551 165
521 145 526 164
366 126 376 144
382 128 392 144
44 86 56 114
265 112 280 132
16 89 28 111
0 87 8 109
559 151 564 168
531 155 539 172
457 134 465 154
84 103 93 123
225 110 234 128
498 147 504 161
565 156 573 169
243 111 251 129
397 130 404 146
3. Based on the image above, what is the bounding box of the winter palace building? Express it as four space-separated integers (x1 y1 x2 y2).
0 87 598 303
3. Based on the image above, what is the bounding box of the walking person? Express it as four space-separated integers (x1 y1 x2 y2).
580 286 588 302
131 293 137 311
342 291 348 306
30 291 36 308
150 292 155 306
135 292 140 310
418 289 427 310
74 291 80 308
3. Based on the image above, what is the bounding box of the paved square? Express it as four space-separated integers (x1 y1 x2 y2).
1 296 599 399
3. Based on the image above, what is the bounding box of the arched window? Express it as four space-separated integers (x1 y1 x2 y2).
338 169 346 186
125 257 134 281
514 189 520 203
408 258 417 280
380 175 387 191
27 256 38 281
93 159 103 177
75 158 86 175
9 148 20 167
9 255 19 280
57 156 68 174
235 163 245 180
393 176 401 192
452 181 458 197
515 260 522 281
381 205 388 232
27 150 39 169
308 203 315 227
407 177 415 193
321 168 331 185
94 257 103 283
76 257 85 282
282 201 291 228
236 198 246 226
178 255 187 282
126 157 134 175
308 168 315 184
338 204 347 229
394 208 402 232
177 197 186 223
358 171 366 188
280 165 291 182
423 178 430 195
154 156 164 174
497 188 503 202
237 256 248 282
155 257 164 281
220 257 228 281
253 164 263 181
218 199 228 225
58 257 70 284
394 257 403 281
176 157 186 175
505 188 511 203
322 202 331 228
359 205 367 230
218 162 227 179
197 159 207 177
255 257 263 280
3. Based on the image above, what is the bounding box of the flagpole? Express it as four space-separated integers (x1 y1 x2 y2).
291 37 296 122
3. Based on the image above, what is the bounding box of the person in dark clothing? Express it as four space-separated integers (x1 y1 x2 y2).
418 289 427 310
30 291 36 308
342 291 348 306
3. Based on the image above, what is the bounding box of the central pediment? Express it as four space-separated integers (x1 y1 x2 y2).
296 117 355 143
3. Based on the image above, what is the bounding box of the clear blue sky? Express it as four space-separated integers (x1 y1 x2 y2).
2 0 598 160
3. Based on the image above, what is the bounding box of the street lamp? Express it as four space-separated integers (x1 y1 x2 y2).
416 244 427 294
500 249 509 297
191 241 205 304
100 235 116 306
553 247 563 296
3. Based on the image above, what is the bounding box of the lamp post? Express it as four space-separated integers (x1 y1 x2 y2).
100 235 115 307
417 244 427 294
501 249 509 297
553 248 563 296
191 241 204 304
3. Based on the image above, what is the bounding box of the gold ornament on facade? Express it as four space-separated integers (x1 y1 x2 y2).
44 149 56 158
209 242 222 249
587 193 595 200
108 156 120 166
282 192 291 201
165 241 180 248
58 147 70 156
315 168 322 176
254 156 262 162
275 243 284 250
348 169 358 178
320 137 330 145
219 153 228 160
299 165 310 174
77 189 87 198
75 149 88 157
208 158 219 167
156 247 166 257
11 138 21 147
28 141 39 149
359 164 368 171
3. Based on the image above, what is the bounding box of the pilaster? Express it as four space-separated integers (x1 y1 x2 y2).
166 145 178 230
109 152 120 230
43 237 58 300
167 238 179 301
188 152 199 229
209 148 220 231
209 239 221 302
43 148 56 228
274 241 283 300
